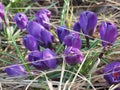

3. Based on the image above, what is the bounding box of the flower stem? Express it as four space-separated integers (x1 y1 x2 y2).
85 36 90 48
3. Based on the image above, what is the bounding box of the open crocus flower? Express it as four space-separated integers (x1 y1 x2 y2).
5 64 26 77
56 26 70 43
14 12 28 29
79 11 97 36
100 22 118 47
28 49 57 70
103 61 120 85
64 47 84 65
36 9 51 30
73 22 81 32
64 32 82 49
23 34 39 51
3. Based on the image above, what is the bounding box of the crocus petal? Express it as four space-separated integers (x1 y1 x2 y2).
36 9 51 30
42 48 57 69
40 29 54 47
5 64 26 77
56 26 70 43
27 21 44 40
0 17 2 30
64 32 82 49
23 34 39 51
28 50 47 70
0 3 5 20
64 47 84 65
73 22 81 32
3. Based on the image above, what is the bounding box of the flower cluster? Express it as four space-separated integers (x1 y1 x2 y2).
3 3 118 85
6 9 57 76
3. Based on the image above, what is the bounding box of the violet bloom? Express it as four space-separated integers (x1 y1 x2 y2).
28 49 57 70
80 11 97 36
23 34 39 51
79 11 97 48
64 32 82 49
5 64 26 77
103 61 120 85
36 9 51 30
56 26 70 43
64 47 84 65
100 22 118 47
73 22 81 32
14 13 28 29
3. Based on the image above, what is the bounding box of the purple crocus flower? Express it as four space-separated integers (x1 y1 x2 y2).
73 22 81 32
5 64 26 77
100 22 118 47
14 12 28 29
28 49 57 70
23 34 39 51
103 61 120 85
79 11 97 48
64 32 82 49
64 47 84 65
56 26 70 43
36 9 51 30
79 11 97 36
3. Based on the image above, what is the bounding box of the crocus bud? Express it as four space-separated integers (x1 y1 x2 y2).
36 9 51 30
28 49 57 70
5 64 26 77
64 32 82 49
103 61 120 85
100 22 118 47
0 3 5 20
56 26 70 43
64 47 84 65
40 29 54 48
14 13 28 29
79 11 97 36
27 21 44 40
73 22 81 32
23 34 38 51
